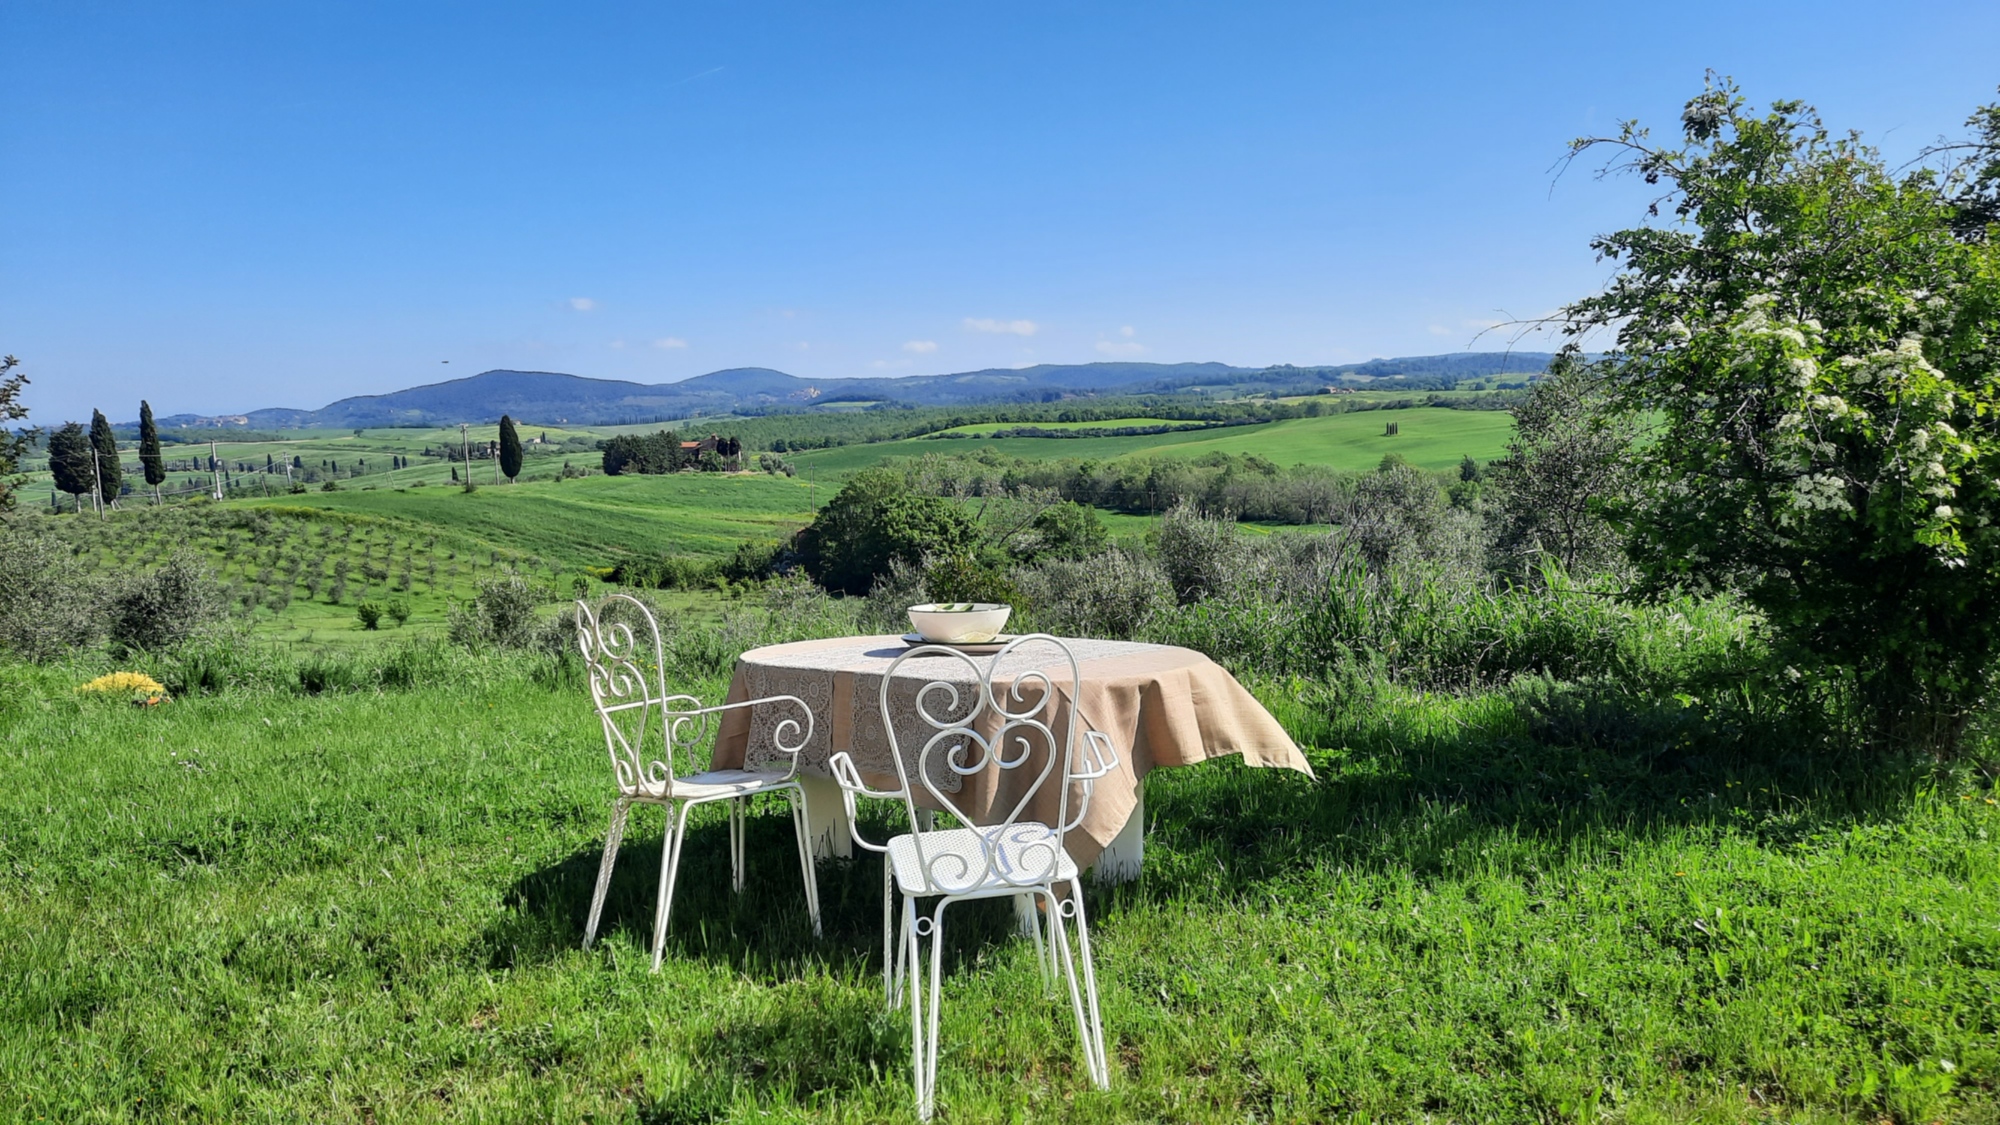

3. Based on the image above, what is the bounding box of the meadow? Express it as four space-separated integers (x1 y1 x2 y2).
929 418 1212 435
791 408 1514 476
2 644 1994 1123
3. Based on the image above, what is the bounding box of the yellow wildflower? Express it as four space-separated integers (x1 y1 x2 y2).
78 672 168 699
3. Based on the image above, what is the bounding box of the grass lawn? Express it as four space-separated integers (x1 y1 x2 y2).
791 408 1515 477
2 655 1993 1122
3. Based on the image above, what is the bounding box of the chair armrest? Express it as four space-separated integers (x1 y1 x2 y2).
1076 729 1121 780
1058 729 1122 834
664 693 815 780
828 751 902 854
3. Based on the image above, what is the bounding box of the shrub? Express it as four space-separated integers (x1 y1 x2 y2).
921 552 1018 607
0 521 105 660
796 469 978 596
1564 81 2000 754
356 601 384 630
1154 503 1244 605
107 551 225 653
386 597 411 627
1336 462 1484 579
1012 547 1171 640
448 576 542 650
1009 501 1108 563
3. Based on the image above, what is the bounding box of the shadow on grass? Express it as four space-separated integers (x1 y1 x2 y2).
485 805 1050 984
1121 674 1939 905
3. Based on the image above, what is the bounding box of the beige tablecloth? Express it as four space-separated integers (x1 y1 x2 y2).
711 635 1313 869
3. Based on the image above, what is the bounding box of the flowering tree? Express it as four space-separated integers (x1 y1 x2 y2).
1564 80 2000 754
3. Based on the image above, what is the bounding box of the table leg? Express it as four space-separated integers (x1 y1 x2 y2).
796 775 853 860
1090 790 1144 885
1013 893 1039 936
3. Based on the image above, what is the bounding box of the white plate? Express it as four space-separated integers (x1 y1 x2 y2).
900 632 1019 655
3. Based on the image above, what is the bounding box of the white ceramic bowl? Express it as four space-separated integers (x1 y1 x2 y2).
907 603 1013 644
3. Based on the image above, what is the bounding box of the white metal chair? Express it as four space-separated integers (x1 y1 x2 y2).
828 634 1119 1119
574 594 822 971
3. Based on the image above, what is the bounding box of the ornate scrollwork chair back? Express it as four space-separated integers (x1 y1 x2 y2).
882 635 1094 895
571 594 822 970
575 594 679 797
830 632 1118 1119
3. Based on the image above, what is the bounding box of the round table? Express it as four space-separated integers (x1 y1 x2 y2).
710 634 1313 880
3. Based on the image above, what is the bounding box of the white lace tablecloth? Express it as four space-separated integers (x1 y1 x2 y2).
711 634 1312 868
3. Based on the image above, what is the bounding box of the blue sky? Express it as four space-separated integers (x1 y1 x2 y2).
6 1 1997 423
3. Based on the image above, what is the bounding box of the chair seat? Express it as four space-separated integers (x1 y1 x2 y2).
632 768 797 801
886 823 1079 896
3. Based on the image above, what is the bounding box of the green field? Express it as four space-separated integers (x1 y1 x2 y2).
237 473 818 568
931 417 1210 436
3 651 1992 1121
794 407 1514 475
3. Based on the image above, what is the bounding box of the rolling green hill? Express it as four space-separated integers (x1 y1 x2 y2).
236 473 818 568
791 405 1514 475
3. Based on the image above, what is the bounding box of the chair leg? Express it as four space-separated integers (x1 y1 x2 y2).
729 797 745 893
1022 892 1052 994
650 802 692 973
904 896 929 1121
882 861 896 1004
1045 884 1095 1084
922 901 948 1120
787 787 823 937
582 799 630 950
1067 879 1111 1088
893 878 910 1007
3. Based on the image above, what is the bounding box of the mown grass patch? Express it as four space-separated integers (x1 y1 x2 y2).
1 654 1992 1122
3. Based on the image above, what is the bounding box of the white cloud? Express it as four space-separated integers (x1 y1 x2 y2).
652 337 688 350
608 339 627 349
902 339 938 354
1095 325 1145 357
1427 324 1453 336
568 297 597 312
963 317 1038 336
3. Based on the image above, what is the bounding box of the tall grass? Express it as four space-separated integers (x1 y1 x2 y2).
1146 561 1759 691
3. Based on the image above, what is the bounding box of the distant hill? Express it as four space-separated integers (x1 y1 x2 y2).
153 354 1555 429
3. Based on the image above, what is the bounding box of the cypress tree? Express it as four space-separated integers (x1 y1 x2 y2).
88 409 122 509
46 422 94 514
137 401 165 503
498 415 523 482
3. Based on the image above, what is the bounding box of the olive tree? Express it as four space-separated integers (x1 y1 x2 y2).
1564 80 2000 754
1486 354 1634 579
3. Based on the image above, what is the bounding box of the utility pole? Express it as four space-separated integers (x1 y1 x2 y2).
210 440 223 500
490 440 500 485
90 449 105 517
459 424 471 488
